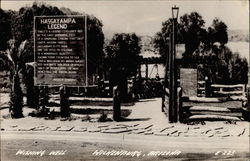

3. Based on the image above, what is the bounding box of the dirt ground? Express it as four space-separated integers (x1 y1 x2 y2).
1 93 250 161
1 136 249 161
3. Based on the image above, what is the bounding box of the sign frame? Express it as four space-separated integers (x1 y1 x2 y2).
180 68 198 97
33 15 88 87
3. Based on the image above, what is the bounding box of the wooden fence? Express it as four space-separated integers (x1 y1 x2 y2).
197 81 246 98
162 85 248 122
211 84 246 97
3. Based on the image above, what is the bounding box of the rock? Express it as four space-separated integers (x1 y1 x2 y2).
87 127 101 133
214 127 224 130
131 129 147 134
237 128 246 136
144 131 154 135
47 126 61 131
73 127 87 132
57 126 74 131
101 128 132 134
18 126 35 131
32 126 48 131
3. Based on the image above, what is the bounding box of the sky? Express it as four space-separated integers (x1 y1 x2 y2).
1 0 249 37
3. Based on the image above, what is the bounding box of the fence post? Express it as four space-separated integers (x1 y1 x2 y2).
248 87 250 106
162 86 165 112
177 87 183 122
205 76 211 97
60 85 70 117
242 86 250 121
113 86 121 121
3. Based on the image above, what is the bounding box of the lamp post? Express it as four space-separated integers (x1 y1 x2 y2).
169 6 179 123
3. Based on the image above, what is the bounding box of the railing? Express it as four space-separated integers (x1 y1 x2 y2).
162 84 248 123
211 84 246 97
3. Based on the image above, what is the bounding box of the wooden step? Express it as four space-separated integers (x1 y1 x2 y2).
70 105 112 110
189 106 231 112
189 115 241 121
183 96 223 103
50 96 113 102
188 105 242 118
189 112 242 117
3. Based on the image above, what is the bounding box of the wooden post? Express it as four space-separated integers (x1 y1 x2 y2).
138 64 142 79
242 86 250 121
35 85 41 110
177 87 183 122
161 86 165 112
248 87 250 107
173 19 178 123
60 85 70 117
168 25 173 123
243 68 250 121
113 86 121 121
169 18 178 123
205 76 211 97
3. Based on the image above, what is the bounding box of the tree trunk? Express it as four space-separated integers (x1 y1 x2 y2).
9 71 24 118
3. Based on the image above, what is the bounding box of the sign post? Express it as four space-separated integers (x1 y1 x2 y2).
169 6 179 123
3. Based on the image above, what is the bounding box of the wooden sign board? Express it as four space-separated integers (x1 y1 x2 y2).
180 68 198 97
34 15 87 86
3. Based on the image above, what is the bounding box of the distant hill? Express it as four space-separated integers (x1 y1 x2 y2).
139 35 155 52
104 30 249 59
228 29 249 42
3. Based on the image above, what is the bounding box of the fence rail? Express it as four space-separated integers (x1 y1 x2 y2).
211 84 246 97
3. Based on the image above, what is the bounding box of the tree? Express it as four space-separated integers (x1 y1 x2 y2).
154 12 207 62
179 12 207 60
106 33 141 100
5 40 27 118
86 15 105 78
154 11 248 85
153 19 172 60
60 7 105 79
0 9 12 51
193 43 248 84
0 3 105 115
208 18 228 45
9 68 24 118
4 2 104 81
0 10 24 118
